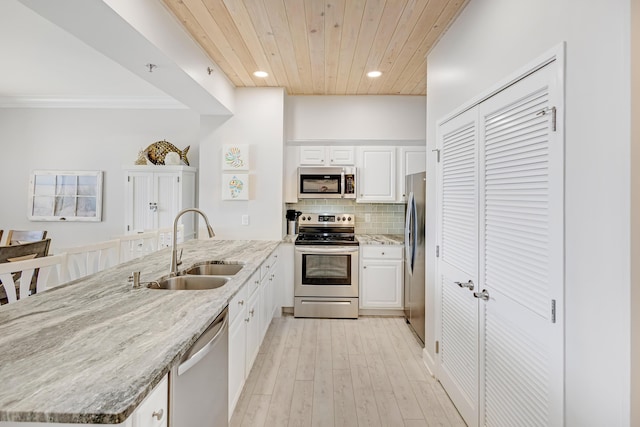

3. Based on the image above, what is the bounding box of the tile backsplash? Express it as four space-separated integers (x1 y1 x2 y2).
286 199 405 234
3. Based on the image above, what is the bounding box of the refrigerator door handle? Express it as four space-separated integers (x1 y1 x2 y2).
405 191 416 274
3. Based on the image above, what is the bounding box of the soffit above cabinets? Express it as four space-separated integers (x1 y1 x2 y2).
0 0 177 106
161 0 468 96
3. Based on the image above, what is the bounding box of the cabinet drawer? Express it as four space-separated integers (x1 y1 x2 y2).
229 284 248 324
361 245 403 260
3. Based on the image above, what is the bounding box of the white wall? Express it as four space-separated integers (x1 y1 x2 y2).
199 88 285 240
426 1 631 425
0 108 201 251
287 95 425 141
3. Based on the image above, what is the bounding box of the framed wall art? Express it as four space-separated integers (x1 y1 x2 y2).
28 170 103 221
221 173 249 200
222 144 249 171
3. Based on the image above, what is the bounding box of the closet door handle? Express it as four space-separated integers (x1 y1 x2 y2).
473 289 490 301
455 280 474 291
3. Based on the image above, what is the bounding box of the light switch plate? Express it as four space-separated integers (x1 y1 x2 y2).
241 214 249 225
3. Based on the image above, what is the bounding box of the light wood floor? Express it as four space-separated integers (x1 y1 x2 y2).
231 316 466 427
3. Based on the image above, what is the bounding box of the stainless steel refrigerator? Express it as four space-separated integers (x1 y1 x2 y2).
404 172 426 345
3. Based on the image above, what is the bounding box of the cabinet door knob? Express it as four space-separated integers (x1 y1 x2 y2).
152 409 164 421
238 300 244 306
363 266 367 269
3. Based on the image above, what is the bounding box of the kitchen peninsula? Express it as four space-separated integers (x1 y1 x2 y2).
0 239 280 424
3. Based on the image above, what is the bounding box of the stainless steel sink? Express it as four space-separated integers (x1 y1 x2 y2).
148 275 230 290
183 262 244 276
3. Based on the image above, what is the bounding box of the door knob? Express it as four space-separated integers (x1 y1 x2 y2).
473 289 490 301
455 280 474 291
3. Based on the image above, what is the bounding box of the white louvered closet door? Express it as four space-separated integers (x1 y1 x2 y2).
478 61 563 427
436 107 480 427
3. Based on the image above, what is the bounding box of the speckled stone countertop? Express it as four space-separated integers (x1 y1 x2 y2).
356 234 404 245
0 239 279 424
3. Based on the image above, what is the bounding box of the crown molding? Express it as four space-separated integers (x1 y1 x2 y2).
0 95 188 109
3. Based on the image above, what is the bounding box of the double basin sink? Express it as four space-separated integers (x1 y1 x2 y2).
149 262 244 290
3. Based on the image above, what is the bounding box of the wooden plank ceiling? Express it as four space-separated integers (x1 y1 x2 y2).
162 0 467 95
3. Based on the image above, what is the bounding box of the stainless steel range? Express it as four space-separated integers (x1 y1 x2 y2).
294 213 359 319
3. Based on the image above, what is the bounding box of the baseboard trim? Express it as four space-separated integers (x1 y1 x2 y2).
282 306 405 317
423 347 436 377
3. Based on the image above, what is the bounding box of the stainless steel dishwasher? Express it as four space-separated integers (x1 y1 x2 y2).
170 307 228 426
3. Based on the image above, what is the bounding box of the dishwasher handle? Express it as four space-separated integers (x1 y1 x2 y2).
178 307 228 376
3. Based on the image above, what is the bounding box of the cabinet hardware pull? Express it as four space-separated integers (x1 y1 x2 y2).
152 409 163 421
455 280 474 291
238 300 244 305
249 309 254 316
245 317 250 322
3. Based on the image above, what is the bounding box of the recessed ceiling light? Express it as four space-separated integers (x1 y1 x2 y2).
367 71 382 78
253 71 269 78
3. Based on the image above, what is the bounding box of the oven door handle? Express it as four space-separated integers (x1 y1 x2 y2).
295 246 359 254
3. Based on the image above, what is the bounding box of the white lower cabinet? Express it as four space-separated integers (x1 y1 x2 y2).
360 245 403 309
131 375 168 427
227 269 260 419
245 272 262 382
259 270 271 342
228 248 281 418
228 282 249 417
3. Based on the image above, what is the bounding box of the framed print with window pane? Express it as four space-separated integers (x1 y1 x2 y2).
28 171 103 221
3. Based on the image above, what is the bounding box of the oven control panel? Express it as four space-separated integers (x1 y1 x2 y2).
298 213 355 226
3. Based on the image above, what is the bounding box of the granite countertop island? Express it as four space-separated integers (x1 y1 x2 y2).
0 239 280 424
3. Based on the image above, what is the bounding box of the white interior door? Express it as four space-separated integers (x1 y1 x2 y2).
436 107 480 427
478 61 564 427
436 59 564 427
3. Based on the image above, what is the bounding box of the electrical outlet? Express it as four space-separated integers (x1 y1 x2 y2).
242 215 249 225
365 213 371 223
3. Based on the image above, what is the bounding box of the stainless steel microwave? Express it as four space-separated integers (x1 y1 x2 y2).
298 167 356 199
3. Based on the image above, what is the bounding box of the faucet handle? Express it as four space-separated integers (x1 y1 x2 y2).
177 248 183 266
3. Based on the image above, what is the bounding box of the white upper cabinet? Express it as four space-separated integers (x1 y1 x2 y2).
299 145 355 166
328 146 355 165
299 146 325 165
356 146 396 202
398 146 426 202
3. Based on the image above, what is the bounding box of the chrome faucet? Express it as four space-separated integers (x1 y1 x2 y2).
170 208 215 276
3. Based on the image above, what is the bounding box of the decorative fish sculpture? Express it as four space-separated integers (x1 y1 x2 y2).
144 140 190 166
